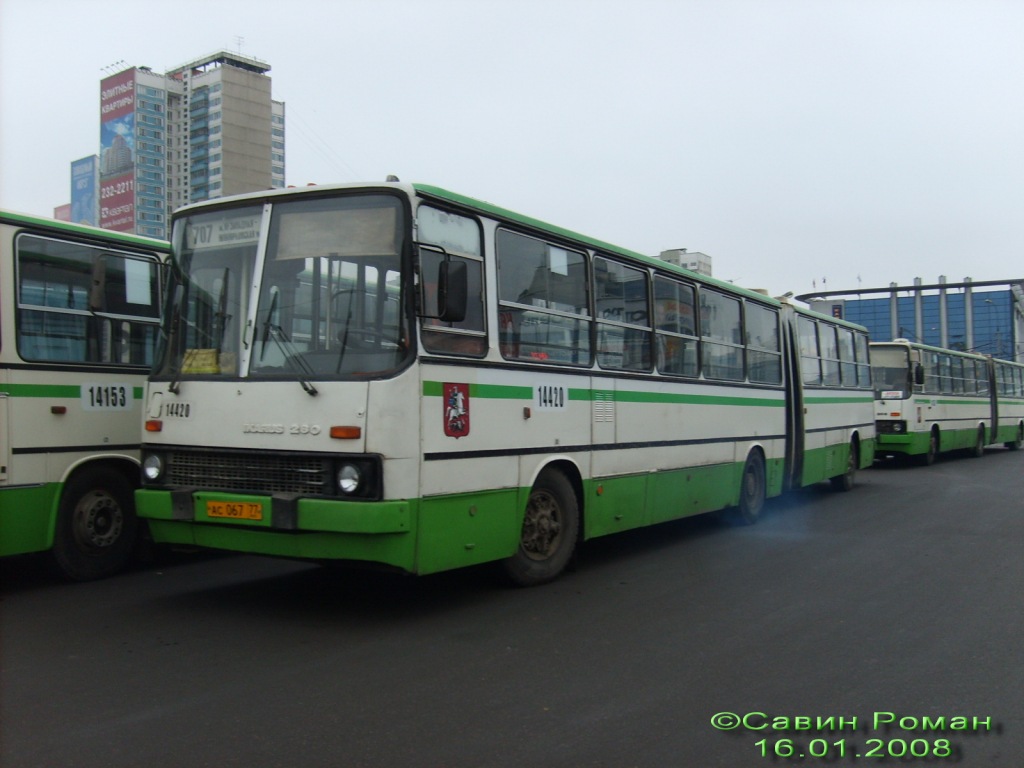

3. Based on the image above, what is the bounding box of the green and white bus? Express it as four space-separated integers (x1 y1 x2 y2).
136 182 874 585
872 339 1024 464
0 209 167 579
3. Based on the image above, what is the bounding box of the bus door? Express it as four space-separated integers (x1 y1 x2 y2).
780 307 806 491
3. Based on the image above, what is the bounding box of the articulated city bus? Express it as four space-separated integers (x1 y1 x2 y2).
136 182 874 585
0 210 167 579
871 339 1024 464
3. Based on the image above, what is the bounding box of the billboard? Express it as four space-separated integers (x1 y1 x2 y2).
71 155 98 226
100 69 136 231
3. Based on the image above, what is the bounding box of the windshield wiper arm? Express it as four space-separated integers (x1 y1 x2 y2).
263 323 319 396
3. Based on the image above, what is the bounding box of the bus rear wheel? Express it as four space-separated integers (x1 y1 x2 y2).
501 469 579 587
725 450 766 526
52 468 138 581
1006 424 1023 451
830 440 858 492
970 426 986 458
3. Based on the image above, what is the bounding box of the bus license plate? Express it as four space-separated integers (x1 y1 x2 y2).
206 501 263 521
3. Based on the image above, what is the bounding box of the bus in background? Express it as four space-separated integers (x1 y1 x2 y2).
0 209 167 579
871 339 1024 464
135 182 874 586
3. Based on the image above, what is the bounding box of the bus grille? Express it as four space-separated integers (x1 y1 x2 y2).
165 450 330 496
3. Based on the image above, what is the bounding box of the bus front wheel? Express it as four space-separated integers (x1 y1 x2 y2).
502 469 579 587
52 468 138 581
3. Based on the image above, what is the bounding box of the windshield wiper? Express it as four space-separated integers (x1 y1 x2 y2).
260 294 318 396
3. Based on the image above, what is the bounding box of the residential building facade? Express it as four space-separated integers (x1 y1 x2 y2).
82 51 284 239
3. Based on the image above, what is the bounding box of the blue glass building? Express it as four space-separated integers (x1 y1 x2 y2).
802 279 1024 363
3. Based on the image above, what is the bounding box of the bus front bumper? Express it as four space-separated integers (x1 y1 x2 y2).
136 488 415 567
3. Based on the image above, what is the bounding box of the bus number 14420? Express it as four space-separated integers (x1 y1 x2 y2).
535 385 567 410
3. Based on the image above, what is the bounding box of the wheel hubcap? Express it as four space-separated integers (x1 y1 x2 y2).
73 491 123 549
522 490 562 561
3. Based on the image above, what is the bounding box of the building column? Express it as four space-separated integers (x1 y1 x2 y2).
914 277 924 343
890 283 900 339
938 275 948 348
964 277 974 352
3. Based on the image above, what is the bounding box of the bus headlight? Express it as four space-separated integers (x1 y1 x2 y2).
330 456 381 499
337 463 362 495
142 453 164 482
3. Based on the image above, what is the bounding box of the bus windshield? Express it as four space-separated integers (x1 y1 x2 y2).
871 345 911 399
159 193 410 381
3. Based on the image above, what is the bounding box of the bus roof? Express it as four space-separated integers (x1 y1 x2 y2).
412 183 787 306
870 338 989 360
0 208 169 252
173 181 791 307
169 180 870 329
790 302 871 333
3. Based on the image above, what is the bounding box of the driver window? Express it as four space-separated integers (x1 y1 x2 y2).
417 205 486 356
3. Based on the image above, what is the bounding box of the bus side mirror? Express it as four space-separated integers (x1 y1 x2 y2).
913 363 925 386
437 260 467 323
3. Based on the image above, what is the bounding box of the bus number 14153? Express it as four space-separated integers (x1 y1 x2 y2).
81 383 131 411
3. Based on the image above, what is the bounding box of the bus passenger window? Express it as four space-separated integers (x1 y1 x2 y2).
699 289 743 381
818 324 840 386
745 302 781 385
595 257 651 372
654 276 697 377
496 229 591 366
798 316 821 385
837 328 857 386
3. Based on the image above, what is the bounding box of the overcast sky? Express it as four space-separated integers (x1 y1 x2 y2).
1 0 1021 298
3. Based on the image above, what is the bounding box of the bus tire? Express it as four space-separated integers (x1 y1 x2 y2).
727 449 766 526
51 467 138 581
830 440 858 492
1005 424 1023 451
501 469 579 587
970 426 986 458
920 429 939 466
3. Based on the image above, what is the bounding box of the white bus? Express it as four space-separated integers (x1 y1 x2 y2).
136 182 875 585
872 339 1024 464
0 209 167 579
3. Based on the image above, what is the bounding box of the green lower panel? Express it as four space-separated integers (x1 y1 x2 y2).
0 484 60 557
801 442 851 486
996 423 1023 444
859 438 876 466
877 428 982 456
416 489 521 574
587 461 754 538
586 473 650 538
941 427 976 452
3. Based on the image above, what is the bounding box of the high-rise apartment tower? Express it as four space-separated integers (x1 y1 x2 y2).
83 50 285 238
